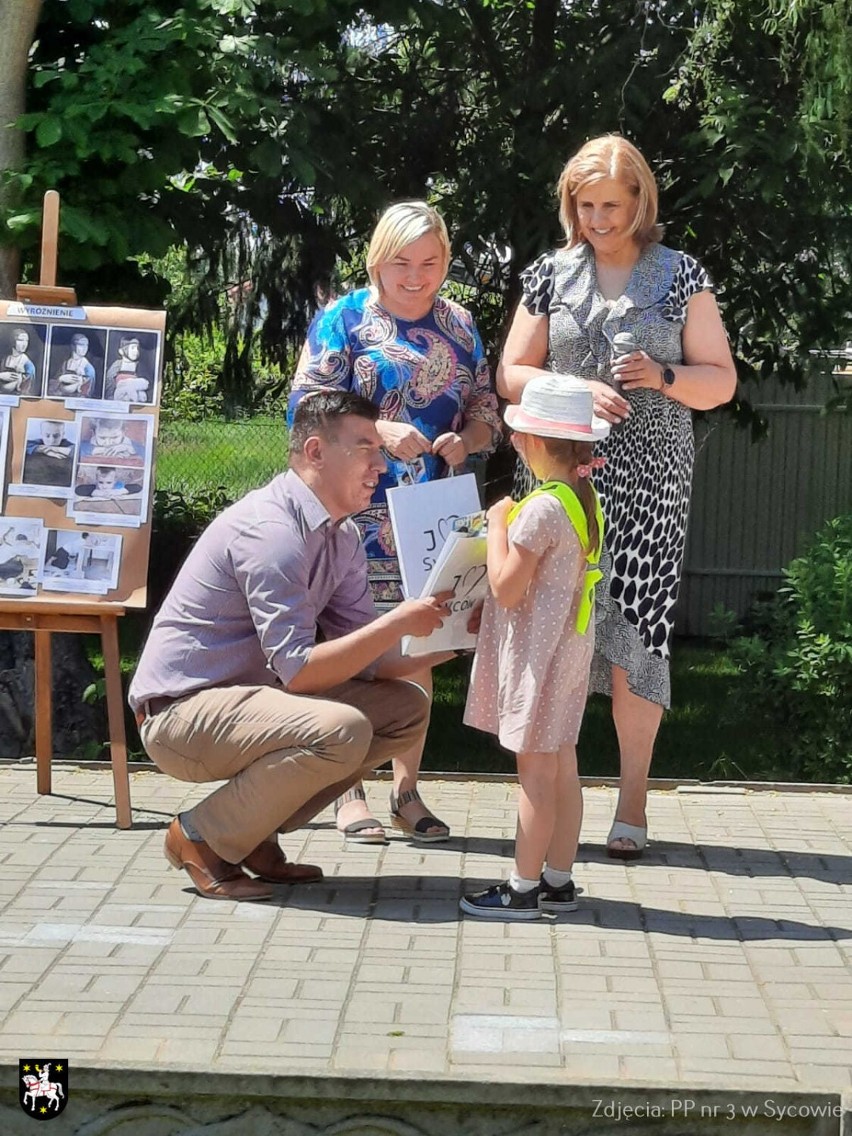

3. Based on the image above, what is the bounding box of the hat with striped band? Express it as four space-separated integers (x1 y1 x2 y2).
504 374 610 442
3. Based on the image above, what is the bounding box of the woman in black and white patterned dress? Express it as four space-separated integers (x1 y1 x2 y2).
499 135 736 859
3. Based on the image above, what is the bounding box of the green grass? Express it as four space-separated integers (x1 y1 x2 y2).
424 642 775 780
578 644 763 782
94 618 780 779
157 416 288 498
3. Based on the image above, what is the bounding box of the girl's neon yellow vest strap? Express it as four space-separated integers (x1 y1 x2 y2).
507 480 605 635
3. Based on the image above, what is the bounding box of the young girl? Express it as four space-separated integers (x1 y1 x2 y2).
461 374 608 920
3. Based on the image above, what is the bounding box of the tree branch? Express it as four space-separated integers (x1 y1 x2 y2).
0 0 42 298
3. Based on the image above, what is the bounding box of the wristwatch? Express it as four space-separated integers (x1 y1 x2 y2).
660 365 676 389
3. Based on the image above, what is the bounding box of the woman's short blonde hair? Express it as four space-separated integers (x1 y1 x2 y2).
366 201 451 291
557 134 662 248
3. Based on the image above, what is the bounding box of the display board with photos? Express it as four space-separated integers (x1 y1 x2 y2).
0 300 164 607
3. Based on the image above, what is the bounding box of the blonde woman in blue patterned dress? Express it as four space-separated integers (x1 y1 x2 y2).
288 201 500 845
499 136 736 859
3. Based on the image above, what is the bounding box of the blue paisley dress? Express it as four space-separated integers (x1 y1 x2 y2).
288 288 500 610
517 242 714 707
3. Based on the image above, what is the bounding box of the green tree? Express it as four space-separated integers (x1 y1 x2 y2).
0 0 42 298
4 0 374 384
671 0 852 423
308 0 852 407
0 0 105 762
278 0 707 343
766 0 852 152
4 0 851 403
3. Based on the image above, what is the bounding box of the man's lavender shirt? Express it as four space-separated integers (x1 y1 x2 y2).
128 470 377 711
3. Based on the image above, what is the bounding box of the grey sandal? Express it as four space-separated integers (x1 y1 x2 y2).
334 786 388 845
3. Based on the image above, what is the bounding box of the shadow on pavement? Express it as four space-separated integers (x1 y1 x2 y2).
163 872 852 941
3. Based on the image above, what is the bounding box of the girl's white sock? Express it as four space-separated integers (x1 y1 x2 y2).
543 866 573 888
509 871 540 893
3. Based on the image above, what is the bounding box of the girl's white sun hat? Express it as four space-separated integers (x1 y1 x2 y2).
504 373 611 442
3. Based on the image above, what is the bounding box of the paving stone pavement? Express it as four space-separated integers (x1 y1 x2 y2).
0 762 850 1096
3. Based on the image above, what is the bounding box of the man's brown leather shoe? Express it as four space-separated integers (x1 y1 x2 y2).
164 818 273 902
241 840 324 884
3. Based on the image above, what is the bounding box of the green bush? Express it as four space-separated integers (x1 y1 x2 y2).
153 485 233 536
162 330 227 423
728 514 852 783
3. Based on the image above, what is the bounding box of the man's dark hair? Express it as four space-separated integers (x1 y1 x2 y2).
289 389 379 455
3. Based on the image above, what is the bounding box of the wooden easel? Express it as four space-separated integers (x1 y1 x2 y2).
0 599 131 828
4 191 132 828
16 191 77 308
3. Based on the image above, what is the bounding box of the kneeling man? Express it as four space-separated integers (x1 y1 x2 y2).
129 391 450 901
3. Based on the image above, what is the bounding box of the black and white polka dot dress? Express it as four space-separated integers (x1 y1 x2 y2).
516 242 714 708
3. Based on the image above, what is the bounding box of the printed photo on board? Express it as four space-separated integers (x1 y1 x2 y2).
10 417 78 497
45 326 105 399
77 413 152 469
0 517 42 596
71 462 147 526
0 323 47 396
103 329 159 404
40 529 122 595
0 406 10 499
75 464 143 500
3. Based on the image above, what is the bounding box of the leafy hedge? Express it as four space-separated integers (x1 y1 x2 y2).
728 514 852 783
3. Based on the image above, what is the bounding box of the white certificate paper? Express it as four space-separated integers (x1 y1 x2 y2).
401 529 489 656
386 473 481 599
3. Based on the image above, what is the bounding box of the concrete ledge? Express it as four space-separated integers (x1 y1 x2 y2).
3 756 851 795
0 1065 848 1135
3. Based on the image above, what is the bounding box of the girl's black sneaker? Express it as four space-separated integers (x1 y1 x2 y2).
538 876 579 912
459 881 542 921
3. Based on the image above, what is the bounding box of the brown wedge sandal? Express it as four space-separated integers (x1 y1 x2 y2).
389 787 450 844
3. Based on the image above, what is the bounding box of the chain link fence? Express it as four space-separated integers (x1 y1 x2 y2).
156 414 289 500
